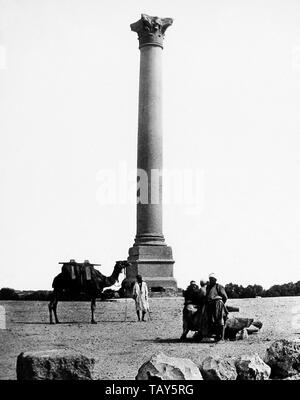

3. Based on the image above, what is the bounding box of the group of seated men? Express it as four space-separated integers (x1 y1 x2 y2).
183 273 228 341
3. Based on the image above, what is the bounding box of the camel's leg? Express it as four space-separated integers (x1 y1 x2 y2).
53 298 60 324
48 295 56 324
48 300 54 324
49 291 60 324
91 298 97 324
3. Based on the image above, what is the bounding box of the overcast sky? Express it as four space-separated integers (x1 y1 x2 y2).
0 0 300 290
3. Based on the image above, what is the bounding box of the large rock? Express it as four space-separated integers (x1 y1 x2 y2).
264 339 300 378
201 356 237 380
16 349 95 380
235 353 271 380
225 318 254 340
136 352 203 380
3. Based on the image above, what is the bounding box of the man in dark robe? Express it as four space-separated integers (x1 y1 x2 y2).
205 273 228 341
183 281 201 305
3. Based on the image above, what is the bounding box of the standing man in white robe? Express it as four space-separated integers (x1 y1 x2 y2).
133 274 149 321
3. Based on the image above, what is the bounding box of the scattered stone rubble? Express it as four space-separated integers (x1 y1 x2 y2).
16 339 300 380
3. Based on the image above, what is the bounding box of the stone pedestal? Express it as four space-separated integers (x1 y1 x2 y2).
127 245 176 290
127 14 177 291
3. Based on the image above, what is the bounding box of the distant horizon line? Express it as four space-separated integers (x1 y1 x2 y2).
2 279 299 293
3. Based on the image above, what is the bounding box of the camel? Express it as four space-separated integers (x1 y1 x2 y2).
48 260 129 324
180 302 263 341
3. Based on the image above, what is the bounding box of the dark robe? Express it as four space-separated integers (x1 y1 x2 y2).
184 284 208 308
205 283 228 335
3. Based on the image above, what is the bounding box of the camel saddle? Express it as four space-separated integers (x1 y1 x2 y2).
61 262 94 283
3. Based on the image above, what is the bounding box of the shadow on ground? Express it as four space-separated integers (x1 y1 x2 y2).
136 338 190 344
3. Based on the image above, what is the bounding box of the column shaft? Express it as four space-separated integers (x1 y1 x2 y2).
136 45 164 245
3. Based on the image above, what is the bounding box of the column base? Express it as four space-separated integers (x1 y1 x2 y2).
127 244 177 293
134 233 166 246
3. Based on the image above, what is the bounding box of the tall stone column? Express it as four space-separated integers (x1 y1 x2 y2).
127 14 177 292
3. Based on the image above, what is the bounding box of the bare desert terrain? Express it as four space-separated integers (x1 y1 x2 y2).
0 296 300 380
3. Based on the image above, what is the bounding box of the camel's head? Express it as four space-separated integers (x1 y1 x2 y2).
115 260 130 273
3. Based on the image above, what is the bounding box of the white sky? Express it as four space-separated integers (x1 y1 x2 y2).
0 0 299 290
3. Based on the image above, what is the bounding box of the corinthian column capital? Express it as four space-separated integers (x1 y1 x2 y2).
130 13 173 49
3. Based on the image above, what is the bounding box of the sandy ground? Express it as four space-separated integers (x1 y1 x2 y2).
0 296 300 380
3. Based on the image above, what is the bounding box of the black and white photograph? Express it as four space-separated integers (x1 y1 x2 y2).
0 0 300 389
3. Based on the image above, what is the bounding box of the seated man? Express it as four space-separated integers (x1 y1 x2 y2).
205 273 228 341
183 281 200 305
181 281 206 341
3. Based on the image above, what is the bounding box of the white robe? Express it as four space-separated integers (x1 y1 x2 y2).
133 281 149 312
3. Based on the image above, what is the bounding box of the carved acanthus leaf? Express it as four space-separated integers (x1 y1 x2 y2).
130 14 173 49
